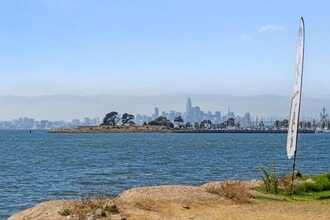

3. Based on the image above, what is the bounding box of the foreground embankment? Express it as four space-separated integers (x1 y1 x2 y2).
9 180 330 220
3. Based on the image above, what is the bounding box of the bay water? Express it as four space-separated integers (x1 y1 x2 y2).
0 130 329 219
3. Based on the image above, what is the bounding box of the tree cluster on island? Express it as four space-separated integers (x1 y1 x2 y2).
101 112 135 126
100 111 244 130
101 111 176 128
100 112 309 130
147 116 174 128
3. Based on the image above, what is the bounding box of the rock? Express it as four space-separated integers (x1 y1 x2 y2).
182 204 190 209
86 208 108 219
294 171 302 178
305 178 315 184
110 214 126 220
86 212 97 220
96 208 107 217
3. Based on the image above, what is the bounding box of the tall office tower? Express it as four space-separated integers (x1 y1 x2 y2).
243 112 252 127
153 107 159 119
193 106 201 122
185 97 194 123
226 106 235 120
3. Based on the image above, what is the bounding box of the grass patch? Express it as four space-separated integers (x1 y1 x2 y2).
61 193 118 219
58 208 71 216
296 172 330 193
287 190 330 201
255 170 330 201
205 180 252 204
133 197 160 211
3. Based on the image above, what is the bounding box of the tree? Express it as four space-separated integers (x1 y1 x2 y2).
200 120 212 129
274 119 289 129
274 120 281 129
101 111 120 126
174 116 184 128
236 121 241 129
227 118 235 127
282 119 289 128
193 122 199 130
148 116 174 128
121 113 135 125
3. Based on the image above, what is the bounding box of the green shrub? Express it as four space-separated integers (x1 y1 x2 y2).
58 209 71 216
288 171 330 194
258 162 278 194
301 172 330 192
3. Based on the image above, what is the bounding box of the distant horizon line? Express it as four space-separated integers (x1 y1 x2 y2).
0 92 327 98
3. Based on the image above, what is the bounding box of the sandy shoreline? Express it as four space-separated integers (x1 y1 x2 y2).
8 180 330 220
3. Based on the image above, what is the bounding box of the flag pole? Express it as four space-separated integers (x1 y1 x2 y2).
287 17 305 194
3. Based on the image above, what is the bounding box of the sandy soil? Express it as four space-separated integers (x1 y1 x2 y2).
8 181 330 220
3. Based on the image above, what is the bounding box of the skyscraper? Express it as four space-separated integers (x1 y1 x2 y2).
152 107 159 119
185 97 194 123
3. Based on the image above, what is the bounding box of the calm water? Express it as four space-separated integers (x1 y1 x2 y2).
0 130 329 219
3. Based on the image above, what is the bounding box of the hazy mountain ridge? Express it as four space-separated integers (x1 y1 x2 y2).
0 94 328 121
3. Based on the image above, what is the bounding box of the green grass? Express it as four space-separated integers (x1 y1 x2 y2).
290 190 330 200
255 171 330 201
255 190 330 201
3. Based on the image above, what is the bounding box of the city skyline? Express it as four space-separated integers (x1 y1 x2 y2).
1 95 327 124
1 1 330 120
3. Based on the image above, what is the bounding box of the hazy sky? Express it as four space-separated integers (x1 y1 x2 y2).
1 0 330 120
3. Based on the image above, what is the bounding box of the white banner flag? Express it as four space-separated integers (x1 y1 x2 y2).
286 17 305 159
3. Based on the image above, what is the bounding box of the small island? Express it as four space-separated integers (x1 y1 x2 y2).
50 111 315 133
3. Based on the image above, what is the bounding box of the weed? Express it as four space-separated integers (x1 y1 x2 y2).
58 209 71 216
60 193 117 219
206 180 252 204
258 162 278 194
133 198 157 211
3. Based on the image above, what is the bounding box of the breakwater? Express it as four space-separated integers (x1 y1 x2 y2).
173 129 315 133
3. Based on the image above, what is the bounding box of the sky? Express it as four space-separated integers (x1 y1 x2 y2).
1 0 330 120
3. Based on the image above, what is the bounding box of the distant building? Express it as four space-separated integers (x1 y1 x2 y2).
40 120 48 129
72 119 80 126
214 111 221 124
84 117 91 125
91 117 100 126
193 106 201 122
152 107 159 119
168 110 175 121
226 107 235 120
185 97 194 123
243 112 252 127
